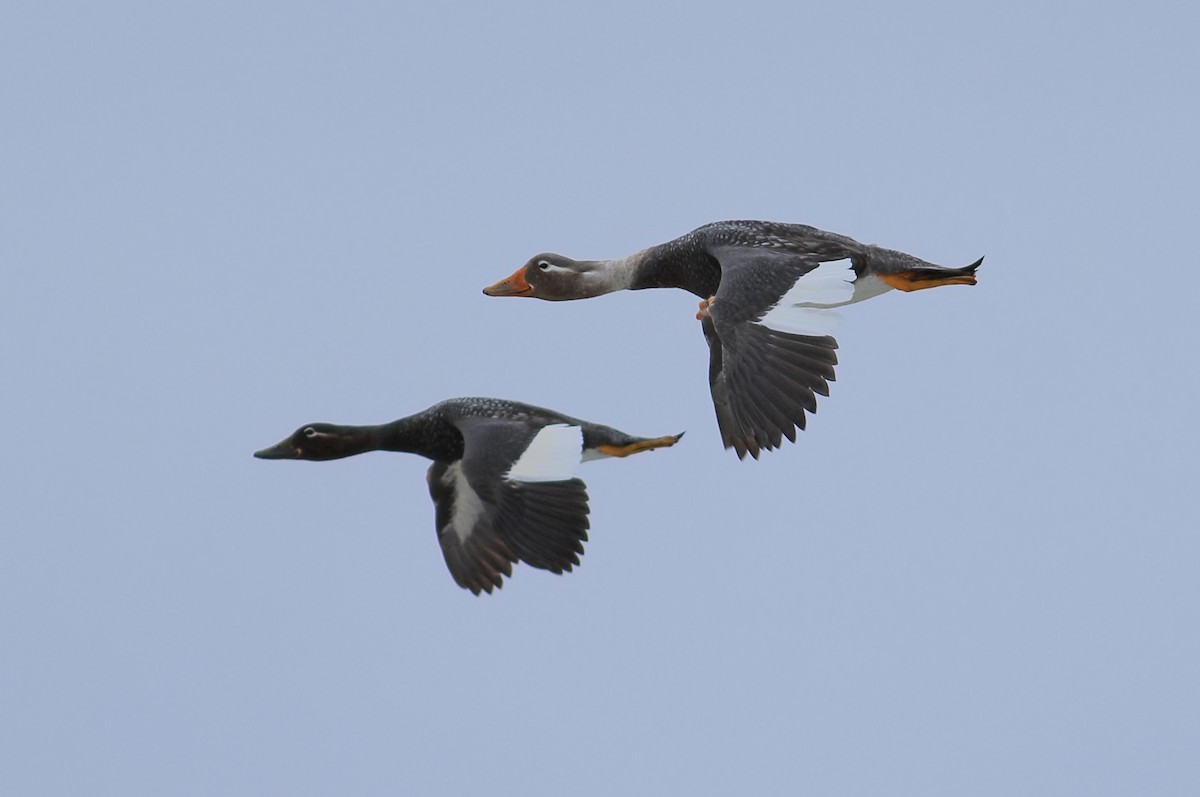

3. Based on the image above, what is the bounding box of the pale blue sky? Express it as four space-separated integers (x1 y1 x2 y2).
3 2 1198 795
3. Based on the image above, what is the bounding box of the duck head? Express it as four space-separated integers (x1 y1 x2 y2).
254 423 367 461
483 253 619 301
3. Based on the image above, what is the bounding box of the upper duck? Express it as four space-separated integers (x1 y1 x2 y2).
484 220 981 459
254 397 682 595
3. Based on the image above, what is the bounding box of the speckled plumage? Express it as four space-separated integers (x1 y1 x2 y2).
254 397 682 594
485 220 982 459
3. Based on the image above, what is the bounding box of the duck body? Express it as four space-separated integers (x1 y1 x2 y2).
255 397 682 595
484 220 981 459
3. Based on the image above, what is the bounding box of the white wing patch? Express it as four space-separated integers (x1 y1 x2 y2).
757 259 894 336
845 273 893 304
445 462 486 543
505 424 583 483
781 259 857 306
579 448 607 463
757 304 843 337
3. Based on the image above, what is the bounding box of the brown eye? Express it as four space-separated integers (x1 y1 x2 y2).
304 427 318 438
537 261 551 271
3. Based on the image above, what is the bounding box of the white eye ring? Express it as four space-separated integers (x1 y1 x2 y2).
303 427 318 438
537 261 551 271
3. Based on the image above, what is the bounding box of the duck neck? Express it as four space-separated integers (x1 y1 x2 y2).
578 252 646 296
371 411 462 462
316 424 394 459
626 241 718 297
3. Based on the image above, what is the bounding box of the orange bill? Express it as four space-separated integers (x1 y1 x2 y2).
483 268 532 297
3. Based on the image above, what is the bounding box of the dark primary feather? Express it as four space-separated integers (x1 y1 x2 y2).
488 219 979 458
427 461 516 595
256 397 679 594
704 246 840 459
494 479 590 573
709 321 838 459
451 415 591 575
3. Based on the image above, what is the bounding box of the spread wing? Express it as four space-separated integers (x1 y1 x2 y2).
703 248 844 459
427 418 590 594
427 461 516 595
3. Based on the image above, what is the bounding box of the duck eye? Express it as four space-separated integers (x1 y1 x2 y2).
537 261 551 271
303 427 318 438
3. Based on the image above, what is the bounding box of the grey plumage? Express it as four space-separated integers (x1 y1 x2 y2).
255 397 680 593
486 220 981 458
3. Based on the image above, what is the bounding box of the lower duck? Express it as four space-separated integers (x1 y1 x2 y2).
254 397 683 594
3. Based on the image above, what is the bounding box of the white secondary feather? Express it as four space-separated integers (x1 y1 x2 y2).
505 424 583 483
444 463 486 543
846 273 893 304
757 259 894 336
783 259 857 306
757 304 843 337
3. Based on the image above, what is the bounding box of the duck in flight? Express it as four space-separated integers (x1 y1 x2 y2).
254 398 681 594
484 220 981 459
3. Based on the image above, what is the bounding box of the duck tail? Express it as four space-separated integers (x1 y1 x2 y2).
594 432 684 458
878 255 983 292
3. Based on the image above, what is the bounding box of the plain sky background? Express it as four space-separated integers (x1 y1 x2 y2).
3 1 1198 794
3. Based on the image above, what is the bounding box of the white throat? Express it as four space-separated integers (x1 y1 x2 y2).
584 253 642 295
